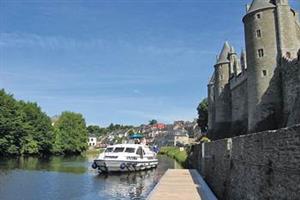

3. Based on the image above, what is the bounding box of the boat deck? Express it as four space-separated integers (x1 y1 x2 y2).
147 169 217 200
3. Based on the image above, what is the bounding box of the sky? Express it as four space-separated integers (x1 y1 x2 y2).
0 0 299 126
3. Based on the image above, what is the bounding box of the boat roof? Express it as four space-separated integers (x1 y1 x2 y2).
106 143 147 149
129 134 144 139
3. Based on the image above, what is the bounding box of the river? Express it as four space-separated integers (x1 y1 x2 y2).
0 154 182 200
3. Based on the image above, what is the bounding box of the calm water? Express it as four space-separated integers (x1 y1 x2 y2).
0 154 182 200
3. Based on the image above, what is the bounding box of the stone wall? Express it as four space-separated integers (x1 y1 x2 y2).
281 58 300 126
188 125 300 200
230 74 248 136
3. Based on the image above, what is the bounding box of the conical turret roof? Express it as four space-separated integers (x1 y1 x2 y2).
216 41 231 64
247 0 275 14
230 46 236 54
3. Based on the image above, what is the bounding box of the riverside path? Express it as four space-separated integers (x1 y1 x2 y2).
147 169 217 200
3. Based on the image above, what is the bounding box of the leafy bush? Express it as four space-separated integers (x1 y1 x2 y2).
159 146 188 167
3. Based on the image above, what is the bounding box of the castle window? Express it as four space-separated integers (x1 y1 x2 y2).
219 86 224 93
262 70 267 77
258 49 264 58
256 30 262 38
256 13 261 19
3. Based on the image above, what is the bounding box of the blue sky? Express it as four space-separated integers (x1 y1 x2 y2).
0 0 299 126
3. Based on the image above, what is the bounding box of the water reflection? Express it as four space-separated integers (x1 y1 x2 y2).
0 156 87 174
0 155 181 200
94 170 156 199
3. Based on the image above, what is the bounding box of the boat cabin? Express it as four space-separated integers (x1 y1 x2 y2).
104 145 148 159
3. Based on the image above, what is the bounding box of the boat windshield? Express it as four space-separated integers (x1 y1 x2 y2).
113 147 125 153
105 147 114 153
125 148 135 153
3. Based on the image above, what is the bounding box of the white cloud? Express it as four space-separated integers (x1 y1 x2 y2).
0 32 106 50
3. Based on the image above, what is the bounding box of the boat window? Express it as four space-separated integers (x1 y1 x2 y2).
105 147 114 153
125 148 135 153
113 147 125 153
136 147 142 155
136 147 143 158
136 147 145 155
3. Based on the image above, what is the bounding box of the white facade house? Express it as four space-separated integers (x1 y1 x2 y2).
88 134 97 147
174 129 190 146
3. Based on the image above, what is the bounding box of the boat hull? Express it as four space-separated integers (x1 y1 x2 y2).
93 159 158 173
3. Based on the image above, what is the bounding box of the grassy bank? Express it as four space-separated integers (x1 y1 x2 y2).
159 146 188 167
84 148 104 156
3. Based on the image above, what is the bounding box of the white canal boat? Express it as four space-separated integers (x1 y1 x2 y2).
92 143 158 173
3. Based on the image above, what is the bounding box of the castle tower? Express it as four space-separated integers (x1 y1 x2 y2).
207 73 215 132
241 50 247 72
214 41 231 97
228 46 236 77
213 42 232 136
273 0 300 59
243 0 281 132
229 46 242 76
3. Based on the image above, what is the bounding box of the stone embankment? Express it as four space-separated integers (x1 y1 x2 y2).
188 124 300 200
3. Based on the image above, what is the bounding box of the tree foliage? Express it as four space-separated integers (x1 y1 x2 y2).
19 101 54 154
0 89 54 155
106 123 133 132
197 98 208 132
53 112 88 154
0 89 88 156
127 129 135 135
87 125 106 137
149 119 158 125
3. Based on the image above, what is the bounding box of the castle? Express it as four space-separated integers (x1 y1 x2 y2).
207 0 300 139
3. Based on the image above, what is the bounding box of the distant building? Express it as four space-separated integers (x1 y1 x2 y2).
51 115 60 126
152 128 190 147
152 123 166 130
109 130 129 138
174 129 190 146
153 131 174 147
183 119 201 138
173 121 185 130
88 134 97 147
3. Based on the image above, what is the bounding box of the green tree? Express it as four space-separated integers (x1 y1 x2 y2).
19 101 54 154
127 129 135 135
87 125 106 137
0 89 54 155
149 119 158 125
0 89 26 155
197 98 208 132
106 123 133 132
53 112 88 154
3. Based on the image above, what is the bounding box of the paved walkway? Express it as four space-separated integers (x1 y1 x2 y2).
147 169 217 200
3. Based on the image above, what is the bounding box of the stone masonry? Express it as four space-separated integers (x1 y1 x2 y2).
188 124 300 200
